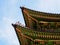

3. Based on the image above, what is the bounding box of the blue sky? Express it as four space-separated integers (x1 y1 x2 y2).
0 0 60 45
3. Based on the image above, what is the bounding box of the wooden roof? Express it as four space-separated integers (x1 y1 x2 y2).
20 7 60 27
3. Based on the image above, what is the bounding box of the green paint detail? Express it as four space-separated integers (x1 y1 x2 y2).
45 41 54 45
17 25 60 40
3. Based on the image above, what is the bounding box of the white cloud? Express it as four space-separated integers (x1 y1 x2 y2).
35 0 60 13
21 0 60 13
0 28 19 45
0 16 20 45
0 0 21 45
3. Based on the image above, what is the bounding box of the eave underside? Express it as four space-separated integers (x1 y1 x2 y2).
12 24 60 45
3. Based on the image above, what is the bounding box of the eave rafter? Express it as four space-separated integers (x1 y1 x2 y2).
21 7 60 22
23 9 38 22
30 14 60 20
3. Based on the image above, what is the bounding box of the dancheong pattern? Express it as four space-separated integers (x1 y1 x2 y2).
12 7 60 45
